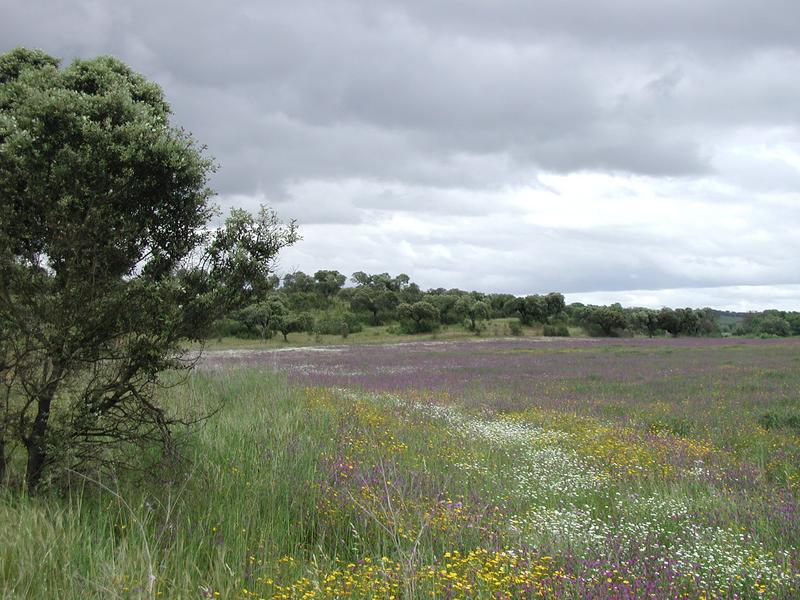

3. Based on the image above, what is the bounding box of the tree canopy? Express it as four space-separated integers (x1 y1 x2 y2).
0 49 298 490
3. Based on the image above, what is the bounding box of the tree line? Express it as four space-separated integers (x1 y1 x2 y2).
212 269 799 341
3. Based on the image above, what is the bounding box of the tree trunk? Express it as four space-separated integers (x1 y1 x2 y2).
0 440 6 485
25 394 53 492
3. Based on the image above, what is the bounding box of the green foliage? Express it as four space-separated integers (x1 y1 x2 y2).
542 323 570 337
508 319 523 336
234 295 289 340
349 287 399 325
397 301 441 333
313 270 346 300
454 297 490 332
0 49 297 490
739 312 792 337
585 304 627 336
758 411 800 433
314 311 363 336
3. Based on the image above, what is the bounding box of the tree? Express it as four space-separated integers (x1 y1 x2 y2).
275 312 313 342
586 304 627 336
544 292 566 322
349 287 399 325
657 308 681 337
0 49 298 491
629 309 659 337
397 301 440 333
426 293 462 324
455 297 489 331
235 295 289 340
313 270 346 301
504 295 547 326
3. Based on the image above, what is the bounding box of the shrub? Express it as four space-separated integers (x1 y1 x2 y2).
508 320 523 336
314 312 363 335
543 324 570 337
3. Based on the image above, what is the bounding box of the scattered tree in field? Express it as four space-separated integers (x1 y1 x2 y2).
657 308 682 337
350 287 400 324
455 297 490 331
629 309 660 337
0 49 298 491
504 294 563 326
397 301 441 333
587 304 627 336
235 295 289 340
426 293 463 324
275 312 314 342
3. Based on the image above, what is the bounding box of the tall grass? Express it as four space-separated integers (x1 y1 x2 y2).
1 370 332 599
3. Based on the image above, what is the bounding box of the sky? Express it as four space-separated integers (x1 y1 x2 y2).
2 0 799 311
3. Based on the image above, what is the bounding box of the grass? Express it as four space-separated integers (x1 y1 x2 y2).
2 339 799 598
196 318 549 350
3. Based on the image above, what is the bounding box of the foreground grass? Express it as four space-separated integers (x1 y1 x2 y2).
1 371 334 599
2 358 799 598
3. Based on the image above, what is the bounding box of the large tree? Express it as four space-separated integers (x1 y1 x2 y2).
0 49 298 490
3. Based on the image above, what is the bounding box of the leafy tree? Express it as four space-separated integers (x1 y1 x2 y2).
505 295 547 326
426 293 463 325
587 304 627 336
489 293 516 318
349 287 399 325
235 295 289 340
313 270 346 301
455 297 490 331
657 308 681 337
275 312 314 342
629 309 660 337
0 49 298 491
282 271 315 294
397 301 440 333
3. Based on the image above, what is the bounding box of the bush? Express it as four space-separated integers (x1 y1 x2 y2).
508 320 523 336
543 324 570 337
314 312 363 335
209 318 249 339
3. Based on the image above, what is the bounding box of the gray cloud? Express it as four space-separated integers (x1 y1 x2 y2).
2 0 799 306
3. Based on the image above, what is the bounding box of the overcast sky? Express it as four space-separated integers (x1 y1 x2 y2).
2 0 799 310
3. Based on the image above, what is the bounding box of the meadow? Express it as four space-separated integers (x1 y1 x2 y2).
3 337 799 599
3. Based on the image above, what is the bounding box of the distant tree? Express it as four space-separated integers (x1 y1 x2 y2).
587 304 627 336
505 295 548 326
397 301 441 333
275 312 314 342
426 293 463 324
488 293 516 318
657 308 681 337
313 270 346 300
282 271 316 294
455 297 490 331
544 292 566 322
350 288 399 325
235 295 289 340
0 49 298 491
629 309 660 337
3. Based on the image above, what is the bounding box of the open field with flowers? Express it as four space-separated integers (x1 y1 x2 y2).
3 337 800 598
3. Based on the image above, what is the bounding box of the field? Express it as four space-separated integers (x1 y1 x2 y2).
3 337 800 598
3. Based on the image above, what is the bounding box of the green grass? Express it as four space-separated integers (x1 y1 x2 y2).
1 371 334 599
196 319 557 350
2 344 799 599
